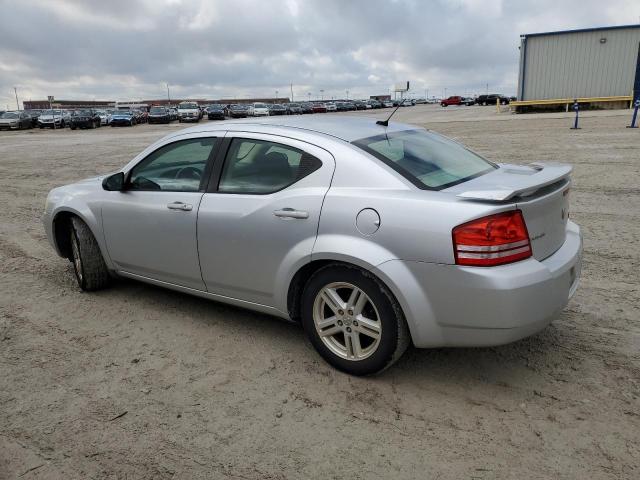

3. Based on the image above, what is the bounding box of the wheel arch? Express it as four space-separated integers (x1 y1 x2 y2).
286 254 441 348
286 256 407 328
51 207 111 268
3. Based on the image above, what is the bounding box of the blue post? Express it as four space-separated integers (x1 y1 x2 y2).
570 100 580 130
627 99 640 128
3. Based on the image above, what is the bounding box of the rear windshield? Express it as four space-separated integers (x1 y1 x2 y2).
179 103 198 109
150 107 166 113
352 129 496 190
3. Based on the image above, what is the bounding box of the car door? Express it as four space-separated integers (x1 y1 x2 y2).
101 134 221 290
197 132 335 308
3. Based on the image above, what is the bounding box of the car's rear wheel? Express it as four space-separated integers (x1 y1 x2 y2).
301 264 409 376
69 217 110 291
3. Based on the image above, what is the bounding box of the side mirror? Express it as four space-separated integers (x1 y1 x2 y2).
102 172 125 191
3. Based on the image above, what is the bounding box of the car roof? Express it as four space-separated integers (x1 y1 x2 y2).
176 116 420 143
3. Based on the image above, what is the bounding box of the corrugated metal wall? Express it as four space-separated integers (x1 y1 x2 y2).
519 27 640 100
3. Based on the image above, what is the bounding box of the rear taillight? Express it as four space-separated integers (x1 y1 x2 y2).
452 210 532 267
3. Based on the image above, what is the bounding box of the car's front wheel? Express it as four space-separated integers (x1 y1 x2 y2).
70 217 110 291
301 264 409 376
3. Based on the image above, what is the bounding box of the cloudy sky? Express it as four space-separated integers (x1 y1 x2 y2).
1 0 639 108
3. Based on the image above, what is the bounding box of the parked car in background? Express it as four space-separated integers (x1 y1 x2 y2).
168 108 178 121
324 102 337 112
352 101 366 110
43 116 582 376
382 100 394 108
248 102 270 117
95 109 112 125
269 104 287 116
462 97 476 106
207 105 226 120
148 106 173 124
132 109 147 124
399 99 413 107
300 103 314 114
38 109 67 129
24 110 42 127
177 102 201 122
0 111 33 130
312 103 327 113
110 111 136 127
334 102 348 112
367 100 382 109
69 109 101 129
286 103 303 115
476 94 510 105
227 104 249 118
440 96 464 107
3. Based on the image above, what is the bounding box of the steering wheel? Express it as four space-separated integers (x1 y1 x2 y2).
174 166 202 180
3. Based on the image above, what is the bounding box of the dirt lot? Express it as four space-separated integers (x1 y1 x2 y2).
1 105 639 479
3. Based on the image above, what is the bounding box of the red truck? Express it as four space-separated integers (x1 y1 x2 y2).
440 96 464 107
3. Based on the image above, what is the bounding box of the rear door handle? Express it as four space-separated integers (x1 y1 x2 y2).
273 208 309 219
167 201 193 211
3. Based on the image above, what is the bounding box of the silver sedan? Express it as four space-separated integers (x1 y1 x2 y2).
43 117 582 375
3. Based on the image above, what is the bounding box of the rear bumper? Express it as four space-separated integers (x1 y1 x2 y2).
375 221 582 348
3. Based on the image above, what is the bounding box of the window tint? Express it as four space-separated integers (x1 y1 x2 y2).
352 129 495 190
128 138 217 192
218 138 322 194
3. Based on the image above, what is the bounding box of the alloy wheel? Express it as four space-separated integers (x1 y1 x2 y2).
313 282 382 361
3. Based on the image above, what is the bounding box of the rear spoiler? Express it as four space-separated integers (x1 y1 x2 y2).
456 163 572 202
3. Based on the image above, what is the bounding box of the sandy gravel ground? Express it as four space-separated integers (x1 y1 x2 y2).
1 105 638 479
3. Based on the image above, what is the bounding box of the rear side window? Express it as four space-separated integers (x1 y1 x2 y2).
352 129 495 190
218 138 322 194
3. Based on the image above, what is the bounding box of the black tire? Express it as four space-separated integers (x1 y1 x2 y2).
301 264 409 376
69 217 110 291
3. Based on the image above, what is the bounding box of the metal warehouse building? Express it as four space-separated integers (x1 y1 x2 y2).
516 24 640 110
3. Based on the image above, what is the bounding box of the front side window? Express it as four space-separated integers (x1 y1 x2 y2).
128 137 217 192
218 138 322 194
352 129 496 190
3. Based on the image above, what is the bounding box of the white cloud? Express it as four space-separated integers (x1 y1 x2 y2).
0 0 638 107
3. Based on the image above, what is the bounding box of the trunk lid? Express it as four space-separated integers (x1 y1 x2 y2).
445 163 571 260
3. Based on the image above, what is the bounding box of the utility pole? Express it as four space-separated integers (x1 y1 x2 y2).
346 89 349 100
166 83 171 105
290 83 293 101
308 92 311 101
276 90 278 101
14 87 20 110
320 89 324 101
486 83 489 95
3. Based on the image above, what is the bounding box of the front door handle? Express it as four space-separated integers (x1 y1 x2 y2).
273 208 309 219
167 201 193 211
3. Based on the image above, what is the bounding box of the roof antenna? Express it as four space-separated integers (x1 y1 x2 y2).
376 101 401 127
